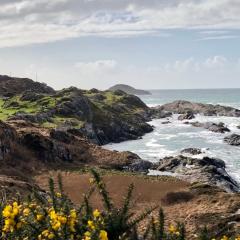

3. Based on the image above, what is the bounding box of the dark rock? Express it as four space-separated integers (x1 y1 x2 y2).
0 75 55 96
151 109 173 119
180 148 203 155
158 100 240 117
0 121 16 161
6 86 153 146
162 121 171 124
125 160 154 173
20 92 44 102
89 94 106 101
191 121 230 133
50 130 74 144
89 88 99 94
112 90 126 96
154 155 239 193
20 133 73 162
178 111 195 121
224 134 240 146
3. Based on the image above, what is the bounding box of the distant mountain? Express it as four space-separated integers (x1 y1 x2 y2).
0 75 55 96
108 84 151 95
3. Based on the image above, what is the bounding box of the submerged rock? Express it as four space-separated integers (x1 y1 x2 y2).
224 134 240 146
154 155 239 193
162 121 171 124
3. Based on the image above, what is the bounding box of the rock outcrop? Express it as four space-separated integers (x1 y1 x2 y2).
180 148 203 155
3 87 153 145
224 134 240 146
158 100 240 117
0 75 55 96
178 111 195 121
150 109 172 119
154 155 239 193
190 122 230 133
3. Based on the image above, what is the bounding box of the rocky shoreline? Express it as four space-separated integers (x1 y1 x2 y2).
124 99 240 193
1 75 240 196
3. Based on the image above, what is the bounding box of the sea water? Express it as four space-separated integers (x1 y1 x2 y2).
105 89 240 182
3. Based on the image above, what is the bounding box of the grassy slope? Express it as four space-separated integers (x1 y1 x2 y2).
0 90 148 129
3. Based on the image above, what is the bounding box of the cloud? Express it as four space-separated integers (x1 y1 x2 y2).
197 30 239 41
0 0 240 47
147 56 230 74
75 59 117 76
204 56 228 68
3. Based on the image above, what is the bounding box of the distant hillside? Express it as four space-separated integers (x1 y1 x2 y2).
108 84 151 95
0 75 55 96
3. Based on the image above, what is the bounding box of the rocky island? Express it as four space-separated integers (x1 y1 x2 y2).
108 84 151 95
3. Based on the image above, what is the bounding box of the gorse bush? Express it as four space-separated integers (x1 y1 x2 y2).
0 169 238 240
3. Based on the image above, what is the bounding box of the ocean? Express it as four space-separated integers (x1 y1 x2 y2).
105 89 240 182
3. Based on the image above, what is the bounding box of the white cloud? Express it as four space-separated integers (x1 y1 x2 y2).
149 56 230 74
0 0 240 47
74 59 117 77
75 59 117 70
204 56 228 68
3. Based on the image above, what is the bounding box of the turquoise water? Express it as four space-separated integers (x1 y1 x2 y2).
105 89 240 182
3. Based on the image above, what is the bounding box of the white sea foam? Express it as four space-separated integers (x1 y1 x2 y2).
104 97 240 183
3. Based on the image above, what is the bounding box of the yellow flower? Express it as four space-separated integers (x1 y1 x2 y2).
23 208 30 216
59 216 67 224
36 214 44 221
70 209 77 218
169 224 177 234
56 192 62 198
87 220 95 230
52 221 61 231
48 233 55 239
99 230 108 240
42 229 50 237
221 236 229 240
2 205 12 218
13 202 19 208
93 209 100 218
84 231 91 237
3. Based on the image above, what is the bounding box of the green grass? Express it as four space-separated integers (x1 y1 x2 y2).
0 95 59 121
40 116 85 129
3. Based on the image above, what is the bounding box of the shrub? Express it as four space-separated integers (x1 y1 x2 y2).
161 191 194 205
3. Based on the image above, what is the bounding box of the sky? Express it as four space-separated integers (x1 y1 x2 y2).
0 0 240 90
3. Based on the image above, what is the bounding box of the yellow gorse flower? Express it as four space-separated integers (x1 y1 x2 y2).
169 224 177 234
93 209 101 218
221 236 229 240
99 230 108 240
2 202 23 233
87 220 95 230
